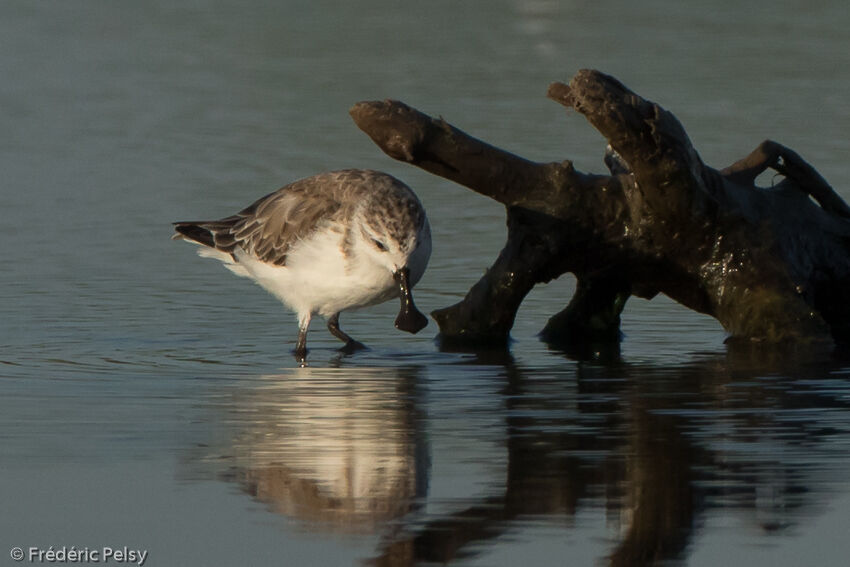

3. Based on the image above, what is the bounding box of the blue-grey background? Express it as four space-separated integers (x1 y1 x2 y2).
2 1 850 565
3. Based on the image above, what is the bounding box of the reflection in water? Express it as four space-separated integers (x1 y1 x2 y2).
192 366 429 534
370 351 849 566
187 352 850 565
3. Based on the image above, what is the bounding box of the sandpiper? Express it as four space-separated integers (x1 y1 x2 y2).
173 169 431 365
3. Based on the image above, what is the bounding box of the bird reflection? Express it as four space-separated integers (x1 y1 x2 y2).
209 366 429 533
187 347 850 566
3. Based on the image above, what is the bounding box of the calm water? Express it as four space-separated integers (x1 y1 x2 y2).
2 1 850 565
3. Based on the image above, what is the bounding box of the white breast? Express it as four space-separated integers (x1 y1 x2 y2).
233 228 397 319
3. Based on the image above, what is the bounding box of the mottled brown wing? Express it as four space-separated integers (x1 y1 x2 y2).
174 170 378 265
228 180 344 266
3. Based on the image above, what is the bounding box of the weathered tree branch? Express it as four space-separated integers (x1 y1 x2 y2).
350 99 625 228
351 70 850 349
549 72 724 230
721 139 850 218
351 100 548 208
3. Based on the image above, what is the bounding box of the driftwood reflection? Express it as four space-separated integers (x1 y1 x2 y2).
607 401 698 566
368 349 848 566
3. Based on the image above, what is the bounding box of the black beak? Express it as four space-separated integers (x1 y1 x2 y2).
393 267 428 334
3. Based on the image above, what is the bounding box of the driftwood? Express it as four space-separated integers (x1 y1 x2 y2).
350 70 850 348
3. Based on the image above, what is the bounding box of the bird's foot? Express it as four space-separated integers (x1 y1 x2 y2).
293 346 309 367
339 340 368 355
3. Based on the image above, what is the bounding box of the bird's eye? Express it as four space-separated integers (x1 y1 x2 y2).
372 238 388 252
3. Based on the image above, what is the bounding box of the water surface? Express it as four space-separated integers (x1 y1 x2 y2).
2 1 850 565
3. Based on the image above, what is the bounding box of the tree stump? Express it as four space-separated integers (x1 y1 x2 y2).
350 70 850 349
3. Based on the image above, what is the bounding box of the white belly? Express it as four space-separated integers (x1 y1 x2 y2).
233 229 396 319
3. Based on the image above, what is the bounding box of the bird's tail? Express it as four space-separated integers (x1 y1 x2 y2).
172 218 250 277
172 222 215 247
171 218 238 252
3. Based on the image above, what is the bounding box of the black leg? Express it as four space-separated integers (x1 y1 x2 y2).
327 313 367 353
294 316 309 366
